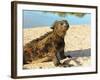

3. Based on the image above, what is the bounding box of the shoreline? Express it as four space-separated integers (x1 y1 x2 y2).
24 24 90 29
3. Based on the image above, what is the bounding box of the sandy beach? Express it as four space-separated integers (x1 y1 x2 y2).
23 25 91 69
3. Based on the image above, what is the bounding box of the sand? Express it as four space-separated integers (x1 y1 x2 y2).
23 25 91 69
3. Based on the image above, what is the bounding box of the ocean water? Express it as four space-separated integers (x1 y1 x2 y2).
23 10 91 28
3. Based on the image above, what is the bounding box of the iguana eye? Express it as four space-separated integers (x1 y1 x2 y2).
60 22 63 25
